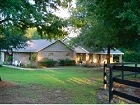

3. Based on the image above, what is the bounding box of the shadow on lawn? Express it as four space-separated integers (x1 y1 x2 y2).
0 81 72 104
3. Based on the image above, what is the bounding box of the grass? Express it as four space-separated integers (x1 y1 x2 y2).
0 66 103 104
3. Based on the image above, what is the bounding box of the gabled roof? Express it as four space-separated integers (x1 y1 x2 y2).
7 38 124 55
74 46 89 53
13 39 55 52
13 39 74 53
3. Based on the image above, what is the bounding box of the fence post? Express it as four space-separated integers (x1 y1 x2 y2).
135 63 137 78
109 65 113 103
103 64 107 89
121 63 124 80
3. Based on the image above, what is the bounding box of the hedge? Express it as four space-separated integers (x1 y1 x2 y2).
59 59 76 66
39 59 57 67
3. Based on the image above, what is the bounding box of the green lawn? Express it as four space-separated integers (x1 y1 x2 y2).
0 66 103 104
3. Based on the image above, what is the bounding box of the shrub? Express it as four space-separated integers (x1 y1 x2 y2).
23 63 38 68
82 62 101 68
59 59 76 66
39 59 57 67
6 56 13 64
3 61 10 65
7 56 13 62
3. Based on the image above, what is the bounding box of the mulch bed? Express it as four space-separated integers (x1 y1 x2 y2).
0 81 15 87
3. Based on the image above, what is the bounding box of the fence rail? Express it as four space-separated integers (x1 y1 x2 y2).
103 62 140 103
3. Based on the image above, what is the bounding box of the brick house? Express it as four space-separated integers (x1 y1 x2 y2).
0 39 124 66
1 39 75 65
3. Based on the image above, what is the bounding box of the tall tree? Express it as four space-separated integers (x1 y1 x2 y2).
70 0 140 63
0 0 72 49
0 0 72 80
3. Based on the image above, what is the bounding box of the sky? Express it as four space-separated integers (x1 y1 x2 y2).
29 0 78 37
54 8 70 19
54 0 79 37
54 0 76 19
29 0 76 19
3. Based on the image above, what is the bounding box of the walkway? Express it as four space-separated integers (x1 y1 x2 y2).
3 65 103 70
3 65 62 70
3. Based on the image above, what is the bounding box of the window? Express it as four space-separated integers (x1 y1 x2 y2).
66 53 70 59
66 53 70 56
48 53 54 60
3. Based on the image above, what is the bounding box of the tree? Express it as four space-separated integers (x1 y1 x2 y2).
70 0 140 63
0 0 72 80
0 0 72 49
0 25 28 50
25 28 41 39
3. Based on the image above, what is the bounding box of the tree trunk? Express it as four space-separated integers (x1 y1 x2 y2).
107 46 110 64
0 76 2 81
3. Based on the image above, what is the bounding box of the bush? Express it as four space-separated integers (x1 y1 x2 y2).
82 62 101 68
3 61 10 65
59 59 76 66
123 51 140 62
39 59 57 67
7 56 13 62
22 63 38 68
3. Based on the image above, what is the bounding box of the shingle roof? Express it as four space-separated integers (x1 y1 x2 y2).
13 39 56 52
92 48 124 55
74 46 124 55
12 39 124 55
13 39 74 53
74 46 89 53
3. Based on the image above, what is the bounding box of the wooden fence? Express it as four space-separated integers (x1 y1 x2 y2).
103 63 140 103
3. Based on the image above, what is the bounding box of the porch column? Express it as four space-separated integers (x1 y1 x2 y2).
73 51 77 62
100 54 102 63
12 53 15 62
93 54 97 63
1 52 4 62
86 53 89 63
110 54 113 63
119 55 122 63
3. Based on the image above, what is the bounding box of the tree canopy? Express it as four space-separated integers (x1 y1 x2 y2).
70 0 140 63
0 0 72 50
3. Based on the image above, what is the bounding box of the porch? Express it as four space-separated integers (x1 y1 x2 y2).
74 46 124 65
75 53 123 65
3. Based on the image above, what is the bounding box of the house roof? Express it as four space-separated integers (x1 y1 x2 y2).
74 46 89 53
74 46 124 55
6 38 124 55
13 39 55 52
13 39 74 53
92 48 124 55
